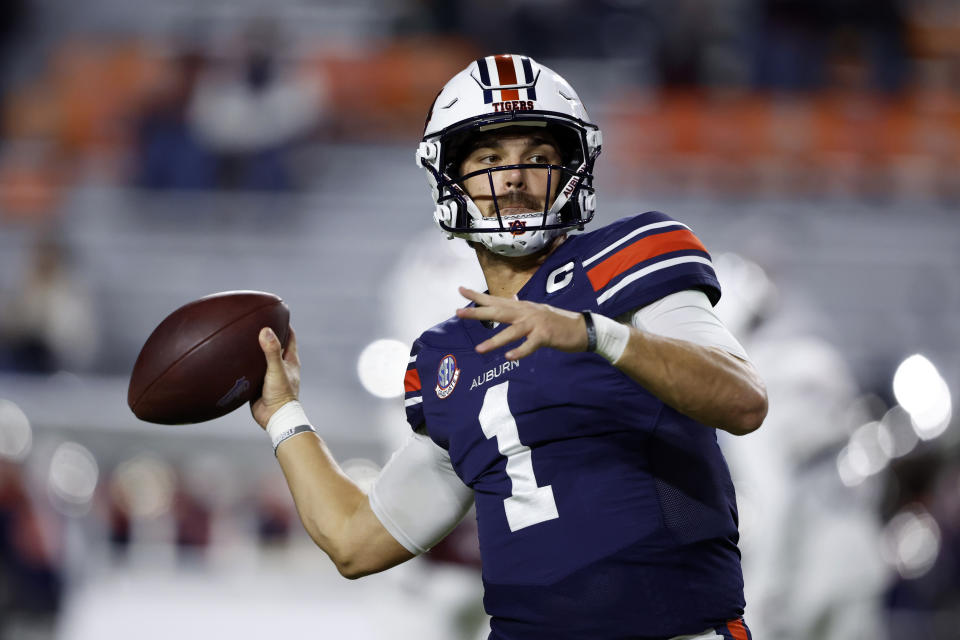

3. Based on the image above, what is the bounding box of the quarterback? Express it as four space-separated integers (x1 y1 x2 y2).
252 55 767 639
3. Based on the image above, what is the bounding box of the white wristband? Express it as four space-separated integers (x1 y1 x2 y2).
591 313 631 364
266 401 315 454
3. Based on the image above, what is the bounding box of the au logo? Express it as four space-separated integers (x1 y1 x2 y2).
435 354 460 399
509 220 527 236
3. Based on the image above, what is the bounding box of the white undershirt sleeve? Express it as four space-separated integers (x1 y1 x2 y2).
622 289 750 361
368 431 474 555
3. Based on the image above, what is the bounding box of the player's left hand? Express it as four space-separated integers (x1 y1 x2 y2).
456 287 588 360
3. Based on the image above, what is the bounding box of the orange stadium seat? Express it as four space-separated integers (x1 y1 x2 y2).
50 40 165 155
307 37 479 140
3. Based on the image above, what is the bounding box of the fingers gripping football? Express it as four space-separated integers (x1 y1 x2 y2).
456 287 588 360
251 326 301 429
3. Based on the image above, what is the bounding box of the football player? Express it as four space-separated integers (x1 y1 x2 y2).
253 54 767 640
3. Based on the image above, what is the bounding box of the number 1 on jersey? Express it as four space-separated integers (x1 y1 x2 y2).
478 381 559 532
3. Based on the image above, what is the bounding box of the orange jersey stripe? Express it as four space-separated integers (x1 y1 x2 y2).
495 55 520 101
586 228 707 291
404 368 421 393
726 619 749 640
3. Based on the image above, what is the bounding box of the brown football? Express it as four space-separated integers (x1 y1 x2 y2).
128 291 290 424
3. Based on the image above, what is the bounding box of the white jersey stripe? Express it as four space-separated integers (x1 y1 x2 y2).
404 396 423 407
582 219 690 267
666 629 724 640
408 355 417 364
486 55 501 100
596 256 713 305
512 55 524 93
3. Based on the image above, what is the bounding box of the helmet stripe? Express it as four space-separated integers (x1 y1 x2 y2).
494 55 520 101
474 57 493 104
521 56 537 100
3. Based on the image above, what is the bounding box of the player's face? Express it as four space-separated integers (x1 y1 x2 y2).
459 132 563 218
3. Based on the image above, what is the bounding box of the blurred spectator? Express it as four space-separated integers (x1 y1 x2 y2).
0 138 67 224
0 461 62 639
0 235 98 374
752 0 907 92
0 0 29 126
654 0 714 87
105 488 131 557
255 479 293 546
134 49 216 190
826 0 908 93
187 18 325 191
751 0 829 90
173 486 211 555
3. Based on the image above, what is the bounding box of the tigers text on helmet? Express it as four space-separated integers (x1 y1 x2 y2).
417 54 602 257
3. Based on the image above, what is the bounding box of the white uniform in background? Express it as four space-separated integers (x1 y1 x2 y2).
714 255 889 640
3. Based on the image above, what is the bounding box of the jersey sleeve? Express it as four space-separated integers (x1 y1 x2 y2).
580 211 721 319
403 342 425 431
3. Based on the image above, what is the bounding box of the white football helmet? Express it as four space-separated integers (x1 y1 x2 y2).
417 54 602 256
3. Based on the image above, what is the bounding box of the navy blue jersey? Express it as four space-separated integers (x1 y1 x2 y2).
403 212 744 638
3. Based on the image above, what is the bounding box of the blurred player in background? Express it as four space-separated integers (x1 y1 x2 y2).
251 55 767 639
713 254 888 640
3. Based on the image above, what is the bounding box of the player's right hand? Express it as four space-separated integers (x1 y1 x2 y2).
251 326 301 430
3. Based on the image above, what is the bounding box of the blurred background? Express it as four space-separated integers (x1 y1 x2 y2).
0 0 958 638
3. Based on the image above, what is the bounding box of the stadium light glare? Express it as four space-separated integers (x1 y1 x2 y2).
48 441 99 516
357 338 409 399
892 354 952 441
878 405 918 458
838 421 889 487
112 454 177 519
881 507 941 580
0 399 32 462
836 445 865 487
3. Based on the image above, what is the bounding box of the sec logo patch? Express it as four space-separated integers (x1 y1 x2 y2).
435 354 460 399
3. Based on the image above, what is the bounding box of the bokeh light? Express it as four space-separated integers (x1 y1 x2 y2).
0 399 33 462
837 421 890 487
48 441 99 515
111 455 177 519
356 338 409 399
877 405 918 459
881 506 941 580
892 354 952 440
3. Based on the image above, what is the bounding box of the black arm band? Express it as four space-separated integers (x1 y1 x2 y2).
581 311 598 353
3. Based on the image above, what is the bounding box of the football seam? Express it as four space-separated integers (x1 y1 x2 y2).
131 299 284 416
